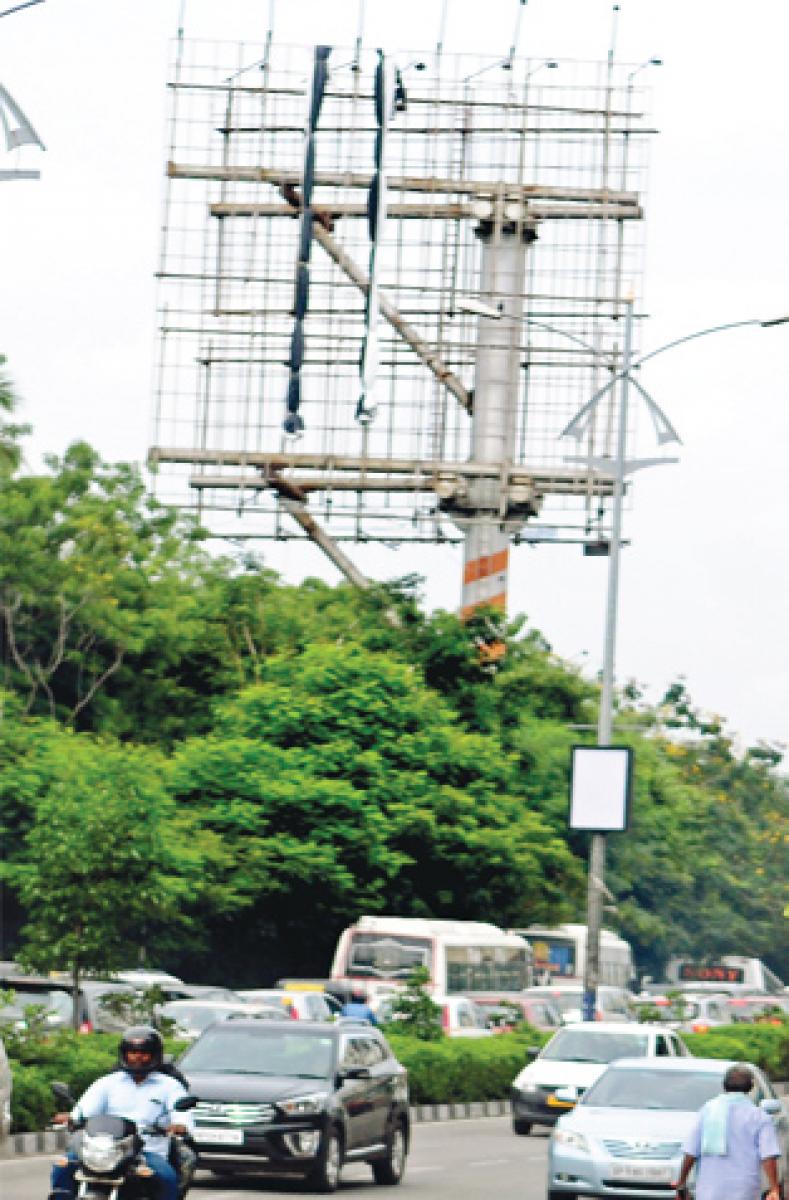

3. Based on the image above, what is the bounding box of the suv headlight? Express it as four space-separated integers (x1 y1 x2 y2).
551 1128 590 1153
278 1092 329 1116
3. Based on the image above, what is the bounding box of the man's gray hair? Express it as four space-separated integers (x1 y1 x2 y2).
723 1065 754 1093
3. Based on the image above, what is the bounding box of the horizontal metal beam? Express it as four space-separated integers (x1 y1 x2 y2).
149 447 615 497
167 82 643 120
190 473 441 492
210 199 642 222
168 161 640 208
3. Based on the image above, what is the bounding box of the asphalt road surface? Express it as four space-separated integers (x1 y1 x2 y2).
1 1116 550 1199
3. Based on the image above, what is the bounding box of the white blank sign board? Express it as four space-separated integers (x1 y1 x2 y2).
569 746 632 831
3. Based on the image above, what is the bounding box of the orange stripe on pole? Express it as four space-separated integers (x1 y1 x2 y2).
460 591 508 621
463 548 509 585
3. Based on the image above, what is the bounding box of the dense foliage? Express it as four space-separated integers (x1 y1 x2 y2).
0 378 786 988
7 1021 787 1131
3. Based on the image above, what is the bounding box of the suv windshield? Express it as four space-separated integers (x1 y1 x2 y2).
583 1067 724 1110
180 1026 336 1078
540 1028 649 1062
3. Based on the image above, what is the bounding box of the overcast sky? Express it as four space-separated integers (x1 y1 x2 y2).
0 0 786 751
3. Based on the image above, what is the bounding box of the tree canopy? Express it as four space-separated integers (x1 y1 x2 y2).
0 403 785 985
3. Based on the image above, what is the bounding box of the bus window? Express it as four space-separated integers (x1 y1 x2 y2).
445 945 531 993
346 933 432 980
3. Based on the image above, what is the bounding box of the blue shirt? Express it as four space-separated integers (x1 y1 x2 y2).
683 1095 781 1200
73 1069 186 1157
340 1001 378 1025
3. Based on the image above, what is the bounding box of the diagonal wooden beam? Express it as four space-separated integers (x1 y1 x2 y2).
266 470 371 590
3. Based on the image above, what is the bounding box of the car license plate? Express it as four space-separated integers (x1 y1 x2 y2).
193 1127 245 1145
611 1163 673 1183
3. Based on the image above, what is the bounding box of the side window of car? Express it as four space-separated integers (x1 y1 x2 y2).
360 1036 386 1066
340 1036 368 1068
655 1035 671 1057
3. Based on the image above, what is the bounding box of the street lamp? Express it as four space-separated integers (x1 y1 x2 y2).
558 304 789 1021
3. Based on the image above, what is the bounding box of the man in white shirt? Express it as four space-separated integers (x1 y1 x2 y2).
50 1025 187 1200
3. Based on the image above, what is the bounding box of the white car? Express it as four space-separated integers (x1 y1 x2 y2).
524 984 635 1024
158 999 285 1040
510 1020 689 1135
547 1055 787 1199
236 988 335 1022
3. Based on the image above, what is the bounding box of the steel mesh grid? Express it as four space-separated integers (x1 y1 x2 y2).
151 37 653 542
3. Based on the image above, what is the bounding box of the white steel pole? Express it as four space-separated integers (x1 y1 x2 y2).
461 223 527 619
582 294 634 1022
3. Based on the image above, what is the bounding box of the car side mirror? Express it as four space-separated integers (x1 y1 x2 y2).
526 1045 540 1060
174 1095 198 1112
339 1065 371 1080
759 1099 782 1115
553 1085 578 1105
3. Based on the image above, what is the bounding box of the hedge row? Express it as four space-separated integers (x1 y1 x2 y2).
7 1022 787 1132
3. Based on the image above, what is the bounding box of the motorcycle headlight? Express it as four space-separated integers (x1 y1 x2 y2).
551 1128 590 1154
81 1132 125 1173
278 1092 329 1116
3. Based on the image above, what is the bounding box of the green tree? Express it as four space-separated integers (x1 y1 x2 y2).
0 442 218 732
6 732 210 1026
167 643 579 982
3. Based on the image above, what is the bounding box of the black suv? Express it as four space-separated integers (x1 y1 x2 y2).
177 1018 410 1191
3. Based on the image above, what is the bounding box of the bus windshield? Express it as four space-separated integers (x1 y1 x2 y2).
345 932 432 979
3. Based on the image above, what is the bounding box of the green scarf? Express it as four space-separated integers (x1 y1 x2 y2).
700 1091 751 1155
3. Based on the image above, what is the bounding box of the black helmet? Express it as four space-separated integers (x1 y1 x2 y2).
119 1025 163 1076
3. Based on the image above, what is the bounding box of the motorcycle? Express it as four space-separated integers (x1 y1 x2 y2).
48 1082 198 1200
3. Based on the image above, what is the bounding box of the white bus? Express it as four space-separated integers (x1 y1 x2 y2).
510 923 636 989
329 915 533 998
664 956 785 994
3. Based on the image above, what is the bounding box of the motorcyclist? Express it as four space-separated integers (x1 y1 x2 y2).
50 1025 188 1200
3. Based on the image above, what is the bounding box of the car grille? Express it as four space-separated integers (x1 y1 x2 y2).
602 1138 682 1160
193 1100 277 1126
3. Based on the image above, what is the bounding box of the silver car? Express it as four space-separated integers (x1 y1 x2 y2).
546 1055 787 1199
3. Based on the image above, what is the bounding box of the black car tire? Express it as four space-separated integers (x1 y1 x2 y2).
308 1128 343 1193
513 1118 533 1135
371 1119 407 1185
547 1192 575 1200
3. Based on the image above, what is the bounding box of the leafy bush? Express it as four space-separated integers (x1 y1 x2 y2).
683 1023 789 1079
387 1030 546 1104
383 968 443 1041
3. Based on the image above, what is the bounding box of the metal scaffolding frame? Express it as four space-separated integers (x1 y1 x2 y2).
149 33 654 605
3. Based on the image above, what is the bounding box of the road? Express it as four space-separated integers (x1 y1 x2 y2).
1 1116 548 1198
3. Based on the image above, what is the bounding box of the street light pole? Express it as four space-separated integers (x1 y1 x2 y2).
557 305 789 1022
582 295 634 1021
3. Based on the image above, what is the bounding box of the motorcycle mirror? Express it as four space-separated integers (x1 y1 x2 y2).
173 1095 198 1111
51 1081 75 1106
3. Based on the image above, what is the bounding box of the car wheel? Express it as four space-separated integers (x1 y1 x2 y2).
308 1128 343 1193
547 1192 576 1200
512 1118 533 1135
372 1119 407 1185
